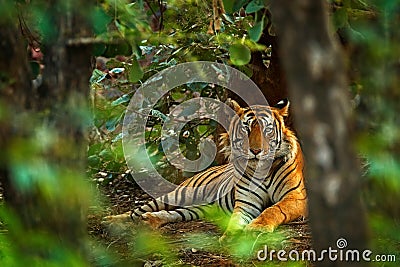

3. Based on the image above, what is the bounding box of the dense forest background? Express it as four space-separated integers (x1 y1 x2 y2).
0 0 399 266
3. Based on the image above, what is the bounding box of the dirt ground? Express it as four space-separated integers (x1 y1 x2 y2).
88 173 313 266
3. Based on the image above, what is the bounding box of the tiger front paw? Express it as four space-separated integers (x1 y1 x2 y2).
218 228 243 244
244 221 275 233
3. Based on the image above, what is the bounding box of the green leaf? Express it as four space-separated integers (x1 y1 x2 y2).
132 43 142 58
197 125 209 136
128 57 144 83
248 14 265 42
229 43 251 66
114 20 125 35
224 0 249 14
223 0 235 13
88 155 101 168
171 91 186 101
151 110 168 122
245 0 265 13
111 94 130 106
99 149 114 161
138 0 144 9
332 7 348 30
105 113 123 132
237 65 254 78
105 161 123 172
91 6 111 34
89 69 107 84
88 143 103 156
92 43 107 57
35 11 57 43
112 132 124 143
233 0 250 13
222 13 235 24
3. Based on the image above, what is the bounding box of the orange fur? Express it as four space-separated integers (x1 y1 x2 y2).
103 99 307 239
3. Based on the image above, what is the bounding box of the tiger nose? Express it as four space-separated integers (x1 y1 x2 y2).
251 148 261 155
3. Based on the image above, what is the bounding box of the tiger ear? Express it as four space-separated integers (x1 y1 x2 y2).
275 98 290 117
226 99 243 115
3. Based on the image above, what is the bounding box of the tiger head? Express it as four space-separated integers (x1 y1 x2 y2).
220 99 293 165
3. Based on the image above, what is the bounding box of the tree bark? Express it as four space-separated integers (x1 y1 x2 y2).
251 28 288 107
0 2 34 210
270 1 368 265
0 0 92 262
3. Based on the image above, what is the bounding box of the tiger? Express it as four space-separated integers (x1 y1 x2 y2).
102 99 307 240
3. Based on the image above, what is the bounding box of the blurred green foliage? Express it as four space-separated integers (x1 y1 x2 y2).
0 110 94 266
331 0 400 264
0 208 88 266
1 0 399 266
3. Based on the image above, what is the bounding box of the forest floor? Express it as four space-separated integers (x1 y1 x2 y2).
88 173 313 267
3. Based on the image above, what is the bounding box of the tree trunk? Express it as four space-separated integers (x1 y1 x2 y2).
0 0 92 263
251 28 288 107
0 2 34 213
270 1 368 265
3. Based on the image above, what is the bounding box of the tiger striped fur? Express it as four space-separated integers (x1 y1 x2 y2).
103 99 307 238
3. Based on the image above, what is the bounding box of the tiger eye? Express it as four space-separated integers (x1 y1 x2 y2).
261 123 272 133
